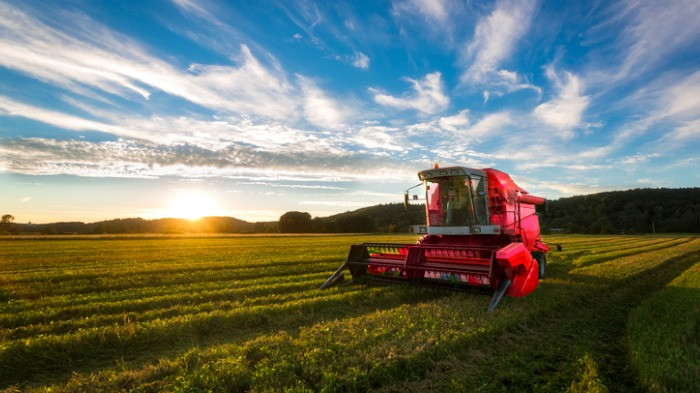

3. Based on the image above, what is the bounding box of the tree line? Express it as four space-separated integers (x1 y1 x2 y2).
539 187 700 234
278 204 424 233
5 217 277 235
3 188 698 235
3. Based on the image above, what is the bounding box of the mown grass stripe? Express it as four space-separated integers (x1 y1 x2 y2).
2 285 365 340
1 260 339 299
0 272 328 328
626 261 700 392
1 273 331 328
0 285 443 386
571 237 691 267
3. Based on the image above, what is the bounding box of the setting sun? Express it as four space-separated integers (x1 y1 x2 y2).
159 191 225 220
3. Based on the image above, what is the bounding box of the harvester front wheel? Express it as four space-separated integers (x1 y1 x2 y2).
532 252 546 278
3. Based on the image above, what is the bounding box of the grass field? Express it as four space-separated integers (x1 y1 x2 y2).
0 234 698 392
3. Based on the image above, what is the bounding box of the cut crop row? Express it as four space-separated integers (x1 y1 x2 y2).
0 284 443 385
2 284 364 340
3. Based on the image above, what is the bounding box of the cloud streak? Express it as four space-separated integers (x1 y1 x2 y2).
460 0 537 86
371 72 449 115
0 137 416 181
0 3 356 128
533 67 590 138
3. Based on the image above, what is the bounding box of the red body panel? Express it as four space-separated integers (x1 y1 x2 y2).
496 242 533 270
507 259 539 297
496 242 539 297
485 168 544 251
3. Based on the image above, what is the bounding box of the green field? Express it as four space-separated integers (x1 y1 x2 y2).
1 234 698 392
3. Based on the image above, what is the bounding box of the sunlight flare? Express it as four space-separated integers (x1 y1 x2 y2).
159 190 225 220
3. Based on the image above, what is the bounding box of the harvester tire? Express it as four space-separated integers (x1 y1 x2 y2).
532 252 546 278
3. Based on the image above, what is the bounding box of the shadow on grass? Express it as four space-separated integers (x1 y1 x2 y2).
371 249 700 392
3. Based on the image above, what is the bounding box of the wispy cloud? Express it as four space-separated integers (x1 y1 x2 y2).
651 70 700 123
460 0 538 88
404 110 470 136
438 110 470 132
463 112 513 140
0 95 136 138
371 72 449 115
351 51 370 69
169 0 265 59
297 76 348 129
0 137 416 181
428 111 512 163
620 153 661 165
0 3 356 127
613 0 700 81
390 0 465 46
533 66 590 138
353 125 407 152
394 0 449 22
665 119 700 142
613 70 700 146
236 182 347 190
527 180 623 197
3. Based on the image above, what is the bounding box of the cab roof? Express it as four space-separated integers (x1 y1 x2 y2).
417 166 486 181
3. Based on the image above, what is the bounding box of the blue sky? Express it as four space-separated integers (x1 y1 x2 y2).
1 0 699 223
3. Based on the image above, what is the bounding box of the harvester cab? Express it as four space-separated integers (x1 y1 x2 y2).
321 165 557 312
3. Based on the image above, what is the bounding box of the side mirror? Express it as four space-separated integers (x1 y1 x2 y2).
403 192 409 210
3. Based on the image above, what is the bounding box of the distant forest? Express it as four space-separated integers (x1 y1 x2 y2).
6 217 276 236
538 187 700 234
2 187 699 235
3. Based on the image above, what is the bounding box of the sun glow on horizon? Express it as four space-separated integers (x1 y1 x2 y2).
152 190 227 220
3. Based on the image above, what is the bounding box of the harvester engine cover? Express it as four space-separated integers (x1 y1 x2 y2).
320 166 555 312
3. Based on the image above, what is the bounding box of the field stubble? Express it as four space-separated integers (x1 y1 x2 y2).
0 234 698 392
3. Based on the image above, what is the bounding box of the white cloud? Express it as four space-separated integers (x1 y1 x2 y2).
0 95 138 138
529 181 623 197
351 51 370 69
397 0 449 22
620 153 661 165
372 72 449 115
438 110 470 132
613 70 700 145
0 4 319 122
533 67 589 137
405 109 471 137
666 119 700 142
464 112 513 139
655 70 700 121
0 94 350 156
616 0 700 81
297 76 347 129
353 125 406 152
460 0 537 85
0 136 417 181
390 0 467 48
299 200 369 207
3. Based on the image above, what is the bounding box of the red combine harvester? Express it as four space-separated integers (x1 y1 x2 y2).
320 165 559 312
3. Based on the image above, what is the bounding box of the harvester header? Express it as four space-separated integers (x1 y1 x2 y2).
321 166 558 312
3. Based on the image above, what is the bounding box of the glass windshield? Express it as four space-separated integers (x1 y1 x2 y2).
426 176 477 226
